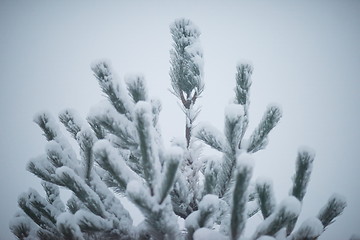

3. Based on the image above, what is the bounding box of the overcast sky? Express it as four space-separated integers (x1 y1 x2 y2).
1 1 360 239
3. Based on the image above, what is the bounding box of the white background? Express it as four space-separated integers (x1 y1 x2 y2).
1 1 359 239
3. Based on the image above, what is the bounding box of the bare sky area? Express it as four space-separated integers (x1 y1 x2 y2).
1 1 360 239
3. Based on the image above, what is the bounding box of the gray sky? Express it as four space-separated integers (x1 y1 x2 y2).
1 1 360 239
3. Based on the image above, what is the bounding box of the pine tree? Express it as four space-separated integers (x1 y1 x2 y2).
10 18 347 240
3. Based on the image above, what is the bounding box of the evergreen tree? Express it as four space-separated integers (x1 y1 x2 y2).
10 18 346 240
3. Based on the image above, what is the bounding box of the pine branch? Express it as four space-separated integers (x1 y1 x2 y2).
291 148 315 201
56 212 84 240
230 154 254 240
91 61 134 119
217 154 237 198
26 191 60 225
287 147 315 235
18 190 59 234
9 212 35 240
251 196 301 240
170 175 192 218
126 75 148 103
67 194 82 214
170 18 203 98
76 128 96 182
45 142 65 168
234 62 253 107
34 112 58 141
74 210 111 232
44 140 81 177
93 140 140 193
202 156 220 196
195 123 228 153
185 195 221 240
214 105 246 198
41 181 65 212
247 104 282 153
224 104 244 152
87 117 106 139
256 178 276 219
89 106 138 149
135 102 160 196
34 111 81 170
85 174 133 236
317 193 346 230
37 228 61 240
56 166 106 218
59 109 83 139
288 217 323 240
127 181 180 240
151 98 162 128
27 156 60 185
170 18 204 149
158 147 182 204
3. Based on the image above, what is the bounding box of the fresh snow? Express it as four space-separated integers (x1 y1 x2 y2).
225 104 244 122
194 122 227 152
278 196 301 216
57 212 84 240
291 217 323 239
237 153 254 170
193 228 226 240
251 196 301 240
93 139 141 183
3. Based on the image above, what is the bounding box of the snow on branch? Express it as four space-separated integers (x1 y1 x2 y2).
287 147 315 235
9 211 37 240
170 18 204 100
127 180 180 240
151 98 162 128
135 101 160 196
185 194 224 239
288 217 323 240
224 104 244 152
195 122 228 153
17 189 60 235
74 210 111 233
230 154 254 240
317 193 347 230
256 177 276 219
11 18 348 240
76 128 97 182
251 196 301 240
247 104 282 153
158 147 182 204
291 147 315 202
91 61 134 119
34 111 59 141
125 74 148 103
41 181 65 212
202 156 221 196
59 109 84 139
27 155 59 184
93 140 140 193
235 62 253 107
88 104 138 149
56 167 106 218
57 212 84 240
193 228 226 240
34 111 80 171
